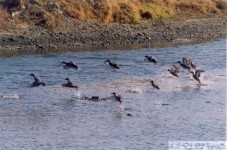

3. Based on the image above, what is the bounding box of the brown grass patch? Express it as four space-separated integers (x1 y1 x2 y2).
0 0 226 27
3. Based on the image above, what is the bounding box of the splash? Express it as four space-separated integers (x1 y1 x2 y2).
0 94 20 100
73 91 82 99
126 87 143 94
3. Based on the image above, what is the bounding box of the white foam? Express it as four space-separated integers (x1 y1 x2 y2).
73 91 82 99
1 94 20 100
126 87 143 94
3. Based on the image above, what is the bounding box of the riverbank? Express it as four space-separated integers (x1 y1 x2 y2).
0 14 226 53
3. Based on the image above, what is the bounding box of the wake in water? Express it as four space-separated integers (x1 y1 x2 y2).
0 94 20 100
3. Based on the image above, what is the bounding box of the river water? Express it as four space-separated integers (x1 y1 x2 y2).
0 39 225 149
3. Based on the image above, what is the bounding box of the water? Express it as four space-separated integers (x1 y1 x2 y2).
0 39 225 149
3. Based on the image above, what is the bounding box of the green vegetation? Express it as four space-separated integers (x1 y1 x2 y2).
0 0 226 28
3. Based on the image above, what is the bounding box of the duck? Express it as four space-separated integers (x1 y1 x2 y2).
167 68 179 77
62 61 78 70
62 78 78 89
182 57 197 70
190 70 205 84
111 92 122 103
144 55 158 64
105 59 120 69
150 80 160 90
30 73 46 87
177 60 191 71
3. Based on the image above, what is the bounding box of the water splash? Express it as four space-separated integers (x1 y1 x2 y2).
0 94 20 100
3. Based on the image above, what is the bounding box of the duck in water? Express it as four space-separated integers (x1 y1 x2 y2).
112 92 122 103
105 59 120 69
62 61 78 70
62 78 78 89
144 55 158 64
150 80 160 90
30 73 46 87
190 70 205 84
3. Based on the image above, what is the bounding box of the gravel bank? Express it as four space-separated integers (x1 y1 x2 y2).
0 15 226 54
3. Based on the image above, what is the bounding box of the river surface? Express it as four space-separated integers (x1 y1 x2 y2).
0 39 226 150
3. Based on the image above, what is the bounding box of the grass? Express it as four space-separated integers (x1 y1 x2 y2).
0 0 226 28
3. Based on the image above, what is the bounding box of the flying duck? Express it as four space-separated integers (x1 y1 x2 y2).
111 92 122 103
145 55 158 64
182 57 197 70
105 59 120 69
167 68 179 77
150 80 160 90
62 61 78 70
62 78 78 89
30 73 46 87
190 70 205 84
177 61 191 71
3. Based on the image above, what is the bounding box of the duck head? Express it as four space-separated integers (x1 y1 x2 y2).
65 78 70 81
105 59 110 63
30 73 35 77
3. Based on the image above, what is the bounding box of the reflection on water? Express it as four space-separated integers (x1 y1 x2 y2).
0 39 225 149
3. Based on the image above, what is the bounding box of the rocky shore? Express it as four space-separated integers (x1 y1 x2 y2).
0 14 226 54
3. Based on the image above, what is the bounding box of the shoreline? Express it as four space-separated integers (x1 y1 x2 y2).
0 15 226 56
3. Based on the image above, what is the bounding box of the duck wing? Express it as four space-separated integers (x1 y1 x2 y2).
39 81 46 86
182 57 188 64
195 70 205 78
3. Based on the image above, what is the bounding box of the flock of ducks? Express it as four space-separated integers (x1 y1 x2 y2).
30 56 205 103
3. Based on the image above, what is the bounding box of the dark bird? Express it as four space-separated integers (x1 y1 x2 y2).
30 73 46 87
190 70 205 84
145 55 158 64
177 61 191 71
62 78 78 89
182 57 197 70
150 80 160 90
112 92 122 103
105 59 120 69
62 61 78 70
167 69 179 77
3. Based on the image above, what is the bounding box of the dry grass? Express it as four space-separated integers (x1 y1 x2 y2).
0 9 10 29
0 0 226 28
